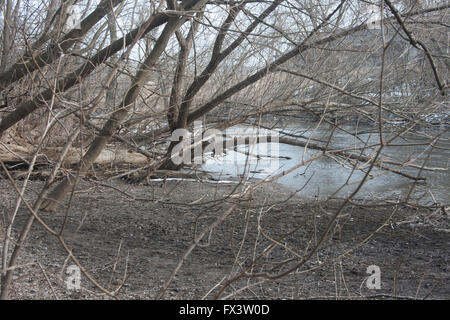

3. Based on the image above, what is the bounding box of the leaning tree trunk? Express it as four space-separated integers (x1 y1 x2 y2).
39 13 195 212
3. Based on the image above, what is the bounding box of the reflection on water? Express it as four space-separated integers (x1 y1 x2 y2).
202 123 449 205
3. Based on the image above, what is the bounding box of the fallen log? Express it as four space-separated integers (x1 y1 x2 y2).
0 143 149 166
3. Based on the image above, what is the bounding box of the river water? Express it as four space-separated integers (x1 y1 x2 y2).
202 122 449 205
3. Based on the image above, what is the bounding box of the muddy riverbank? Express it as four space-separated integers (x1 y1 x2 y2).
0 178 448 299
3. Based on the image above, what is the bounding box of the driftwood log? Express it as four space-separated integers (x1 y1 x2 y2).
0 143 149 166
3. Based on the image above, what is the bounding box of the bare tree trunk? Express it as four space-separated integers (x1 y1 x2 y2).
0 0 19 72
166 27 197 130
160 1 282 170
40 2 208 212
105 7 120 108
160 15 203 170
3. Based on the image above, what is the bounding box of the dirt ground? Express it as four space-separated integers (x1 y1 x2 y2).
0 177 448 300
